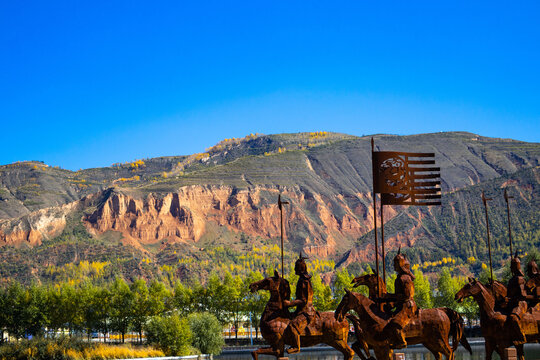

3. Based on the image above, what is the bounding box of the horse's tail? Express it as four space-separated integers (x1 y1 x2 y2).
443 308 472 355
346 314 370 359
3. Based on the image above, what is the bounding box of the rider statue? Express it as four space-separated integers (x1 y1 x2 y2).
283 253 316 354
377 247 417 349
505 252 530 345
526 259 540 307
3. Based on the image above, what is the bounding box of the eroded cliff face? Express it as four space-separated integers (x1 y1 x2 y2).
0 201 82 246
81 185 374 255
0 184 393 258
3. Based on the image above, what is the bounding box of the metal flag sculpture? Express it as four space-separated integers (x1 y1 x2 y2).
504 188 514 258
371 138 441 282
372 150 442 206
278 194 289 277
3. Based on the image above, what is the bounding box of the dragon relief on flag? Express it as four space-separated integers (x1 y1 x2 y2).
373 149 441 206
380 156 408 191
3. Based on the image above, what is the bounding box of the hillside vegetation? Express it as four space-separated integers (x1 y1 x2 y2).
0 131 538 284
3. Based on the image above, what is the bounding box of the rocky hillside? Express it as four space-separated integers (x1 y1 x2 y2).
0 131 539 283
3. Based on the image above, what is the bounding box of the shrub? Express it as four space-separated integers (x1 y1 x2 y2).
188 312 224 355
145 313 192 356
0 337 84 360
0 337 164 360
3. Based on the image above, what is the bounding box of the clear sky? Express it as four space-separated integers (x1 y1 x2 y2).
1 1 539 170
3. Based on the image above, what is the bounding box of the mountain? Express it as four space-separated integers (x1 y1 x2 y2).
0 131 539 283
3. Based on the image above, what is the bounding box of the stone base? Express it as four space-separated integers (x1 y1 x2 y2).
504 347 517 360
393 353 405 360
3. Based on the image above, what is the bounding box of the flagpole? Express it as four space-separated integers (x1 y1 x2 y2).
504 188 514 258
380 202 386 283
278 194 289 277
481 191 494 284
371 138 380 297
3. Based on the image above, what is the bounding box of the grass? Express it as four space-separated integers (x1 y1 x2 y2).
0 337 165 360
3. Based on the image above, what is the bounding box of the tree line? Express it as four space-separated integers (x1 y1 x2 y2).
0 262 492 345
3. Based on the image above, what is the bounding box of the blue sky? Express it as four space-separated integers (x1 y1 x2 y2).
1 1 539 170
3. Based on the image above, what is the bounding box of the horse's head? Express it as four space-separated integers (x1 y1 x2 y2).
334 289 353 322
279 275 291 301
249 270 282 293
249 270 291 306
351 273 378 288
455 277 483 303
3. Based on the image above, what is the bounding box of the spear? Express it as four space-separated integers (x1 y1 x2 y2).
504 188 514 258
371 138 381 297
481 191 494 284
278 194 289 277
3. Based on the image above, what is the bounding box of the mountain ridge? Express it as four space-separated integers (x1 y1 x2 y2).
0 131 539 283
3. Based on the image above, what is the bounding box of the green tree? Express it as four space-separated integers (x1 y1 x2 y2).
311 272 333 311
149 280 170 315
413 269 432 309
243 271 268 339
44 285 65 337
222 272 243 340
3 281 26 339
188 312 224 355
332 268 354 308
386 273 397 293
130 279 150 344
5 282 49 339
109 277 133 343
173 281 194 317
145 313 192 356
79 283 102 341
478 265 496 284
434 267 460 310
94 286 112 341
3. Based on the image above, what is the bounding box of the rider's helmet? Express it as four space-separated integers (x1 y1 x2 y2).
527 259 539 278
393 246 415 279
294 253 308 275
511 251 525 277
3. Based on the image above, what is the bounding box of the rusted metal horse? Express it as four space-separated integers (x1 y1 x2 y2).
348 273 471 360
335 288 471 360
249 271 354 360
455 277 540 360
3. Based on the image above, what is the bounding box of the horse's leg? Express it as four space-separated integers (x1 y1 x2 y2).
278 336 286 358
374 346 393 360
493 344 505 360
348 313 372 360
351 341 372 360
425 339 454 360
329 339 355 360
516 344 525 360
423 342 443 360
484 338 495 360
251 346 279 360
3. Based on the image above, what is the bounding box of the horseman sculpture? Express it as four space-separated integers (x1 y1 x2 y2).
376 248 417 349
504 252 530 345
283 254 316 354
526 258 540 308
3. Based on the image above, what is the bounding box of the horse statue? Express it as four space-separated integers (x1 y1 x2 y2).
455 277 540 360
479 279 508 311
335 288 471 360
526 260 540 309
347 272 472 360
249 270 355 360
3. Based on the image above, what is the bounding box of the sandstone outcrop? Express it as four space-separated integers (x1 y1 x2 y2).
0 201 81 246
82 185 374 254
